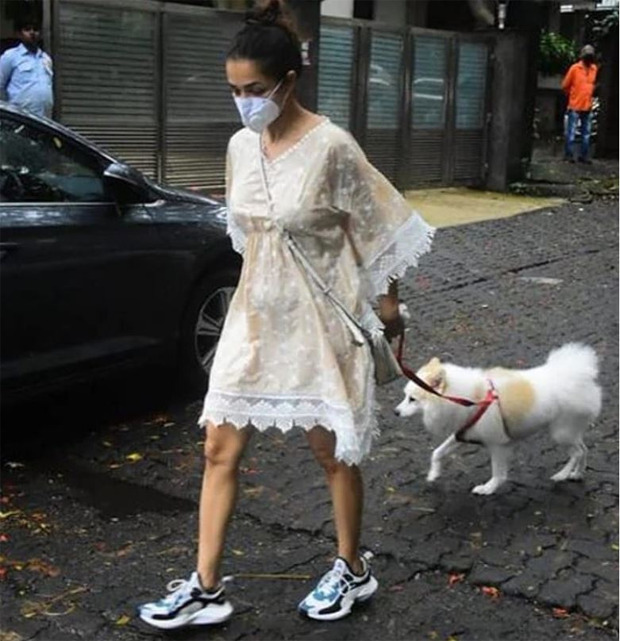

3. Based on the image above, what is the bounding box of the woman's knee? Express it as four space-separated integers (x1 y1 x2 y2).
306 427 341 476
203 422 250 470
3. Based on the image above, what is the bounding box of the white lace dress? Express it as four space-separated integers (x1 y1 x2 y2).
198 119 434 465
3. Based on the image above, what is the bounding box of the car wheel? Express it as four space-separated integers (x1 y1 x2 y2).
179 268 239 395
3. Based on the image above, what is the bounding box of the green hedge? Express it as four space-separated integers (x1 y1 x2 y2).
539 31 578 76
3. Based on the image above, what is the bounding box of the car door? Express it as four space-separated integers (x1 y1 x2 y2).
0 111 167 396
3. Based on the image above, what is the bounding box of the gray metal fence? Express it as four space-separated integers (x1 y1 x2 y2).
55 0 161 179
317 18 494 189
52 1 492 192
53 0 242 192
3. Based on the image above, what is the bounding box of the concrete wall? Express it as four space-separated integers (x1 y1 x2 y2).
374 0 407 25
289 0 321 111
321 0 354 18
487 32 531 190
320 0 424 25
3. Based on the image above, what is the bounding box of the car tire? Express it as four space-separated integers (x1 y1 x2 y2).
178 268 239 396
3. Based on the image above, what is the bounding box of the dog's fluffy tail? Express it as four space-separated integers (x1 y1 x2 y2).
545 343 602 418
546 342 599 380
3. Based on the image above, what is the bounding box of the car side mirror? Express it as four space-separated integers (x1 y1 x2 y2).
103 162 151 207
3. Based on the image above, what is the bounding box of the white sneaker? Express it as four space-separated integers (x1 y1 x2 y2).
138 572 233 630
298 554 378 621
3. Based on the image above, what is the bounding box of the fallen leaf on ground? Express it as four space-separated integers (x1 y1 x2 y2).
243 486 264 497
231 549 245 556
27 559 60 577
448 573 465 587
481 586 500 599
126 453 143 463
0 511 21 520
20 586 87 618
553 607 570 618
116 614 131 625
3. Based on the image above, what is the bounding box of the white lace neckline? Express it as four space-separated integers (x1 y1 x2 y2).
260 117 330 165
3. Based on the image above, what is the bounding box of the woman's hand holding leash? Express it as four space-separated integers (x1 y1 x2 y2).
379 281 405 342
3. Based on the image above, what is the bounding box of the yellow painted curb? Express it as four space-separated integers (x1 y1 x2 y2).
405 187 565 229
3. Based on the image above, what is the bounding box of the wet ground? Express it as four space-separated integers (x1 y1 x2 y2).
1 198 618 641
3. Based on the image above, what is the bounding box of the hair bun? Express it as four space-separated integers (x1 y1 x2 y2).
246 0 292 32
255 0 282 24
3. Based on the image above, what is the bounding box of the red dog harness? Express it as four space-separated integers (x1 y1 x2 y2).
395 335 500 444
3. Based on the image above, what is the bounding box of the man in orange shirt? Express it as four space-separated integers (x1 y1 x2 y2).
562 45 598 163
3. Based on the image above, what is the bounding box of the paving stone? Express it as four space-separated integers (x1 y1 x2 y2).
439 553 475 573
526 550 577 577
478 546 522 568
501 571 542 598
537 570 596 609
468 562 516 585
575 557 620 585
578 589 619 621
567 538 617 561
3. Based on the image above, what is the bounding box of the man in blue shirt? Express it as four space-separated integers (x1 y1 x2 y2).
0 19 54 118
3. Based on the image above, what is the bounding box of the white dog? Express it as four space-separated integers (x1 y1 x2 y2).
394 343 602 495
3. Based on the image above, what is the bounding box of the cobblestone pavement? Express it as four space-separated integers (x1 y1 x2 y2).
1 200 617 641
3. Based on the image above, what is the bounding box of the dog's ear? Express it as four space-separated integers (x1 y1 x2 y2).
428 367 447 393
429 357 442 366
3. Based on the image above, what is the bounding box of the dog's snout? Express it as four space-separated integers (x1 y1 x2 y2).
394 408 401 416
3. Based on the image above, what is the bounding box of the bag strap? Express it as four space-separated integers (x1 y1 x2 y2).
256 139 366 346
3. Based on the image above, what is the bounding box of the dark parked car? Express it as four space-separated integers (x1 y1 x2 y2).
0 102 240 403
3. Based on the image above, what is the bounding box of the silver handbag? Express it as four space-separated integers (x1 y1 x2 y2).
258 142 403 386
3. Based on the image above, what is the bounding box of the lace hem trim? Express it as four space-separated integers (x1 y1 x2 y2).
198 390 379 466
365 212 435 298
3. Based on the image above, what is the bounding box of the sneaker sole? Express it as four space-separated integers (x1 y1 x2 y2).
139 602 233 630
300 575 378 622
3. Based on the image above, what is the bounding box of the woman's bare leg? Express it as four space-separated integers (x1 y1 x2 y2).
197 422 253 589
306 426 364 574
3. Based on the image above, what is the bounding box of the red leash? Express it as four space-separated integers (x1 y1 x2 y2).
395 334 498 443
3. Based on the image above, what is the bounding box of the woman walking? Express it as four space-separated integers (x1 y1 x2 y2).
139 0 434 629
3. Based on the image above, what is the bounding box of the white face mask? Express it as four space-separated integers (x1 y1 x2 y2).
233 80 283 133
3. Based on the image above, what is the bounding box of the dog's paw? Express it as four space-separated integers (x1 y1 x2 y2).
472 481 499 495
550 470 571 482
426 469 440 483
567 470 585 482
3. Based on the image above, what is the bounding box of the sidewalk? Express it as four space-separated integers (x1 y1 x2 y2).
405 187 564 228
1 196 618 641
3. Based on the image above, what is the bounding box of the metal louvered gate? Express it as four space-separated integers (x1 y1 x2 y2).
53 2 491 192
163 7 241 192
53 0 243 191
366 30 404 184
317 18 493 189
55 0 159 178
409 33 449 185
